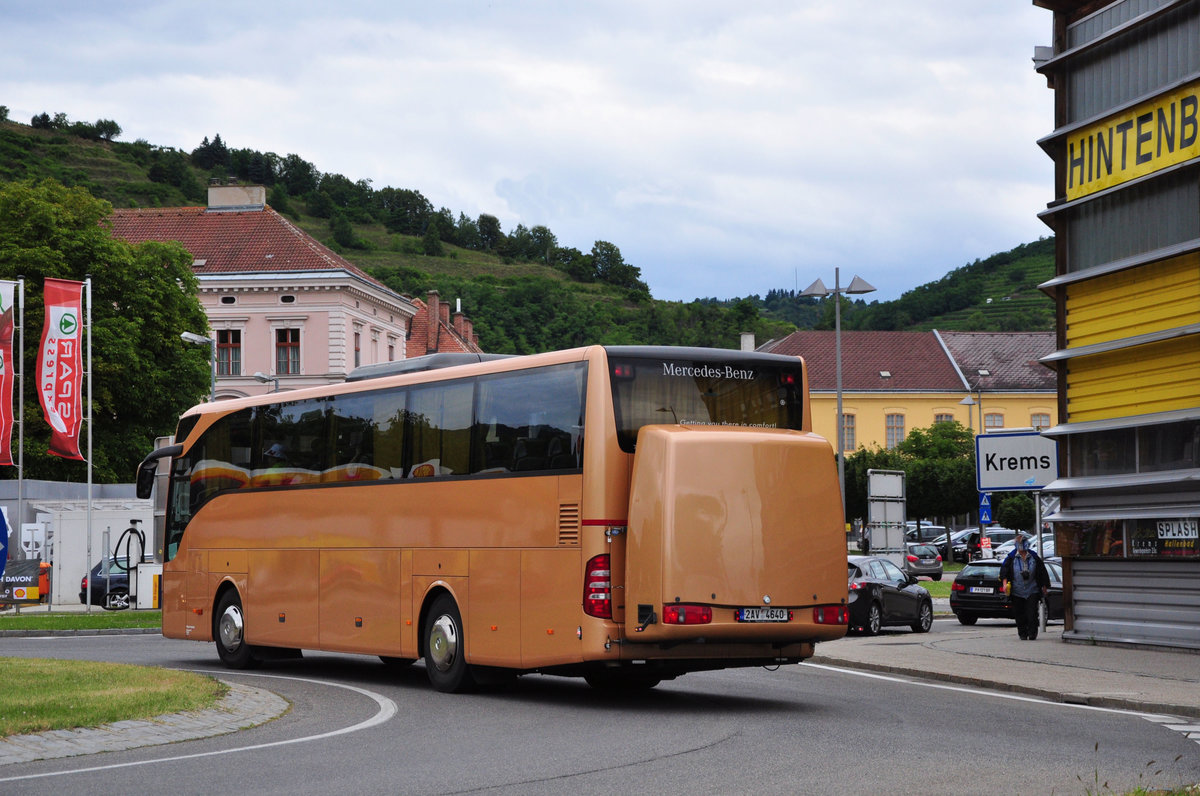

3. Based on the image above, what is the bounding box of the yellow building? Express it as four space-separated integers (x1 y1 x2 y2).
761 330 1057 452
1034 0 1200 650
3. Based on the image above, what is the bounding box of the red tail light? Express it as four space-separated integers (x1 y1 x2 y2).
906 555 919 563
662 604 712 624
951 581 965 591
936 554 943 562
583 554 612 619
813 605 848 625
779 372 797 386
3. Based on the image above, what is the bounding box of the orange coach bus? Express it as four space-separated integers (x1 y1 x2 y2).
137 345 848 692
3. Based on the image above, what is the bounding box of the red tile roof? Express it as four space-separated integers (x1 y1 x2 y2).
407 296 482 355
938 331 1056 392
761 330 1055 393
108 205 394 294
763 331 962 391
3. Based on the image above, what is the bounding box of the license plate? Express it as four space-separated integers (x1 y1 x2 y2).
737 607 789 622
970 586 994 594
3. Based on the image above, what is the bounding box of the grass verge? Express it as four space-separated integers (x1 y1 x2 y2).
0 610 162 631
0 658 226 736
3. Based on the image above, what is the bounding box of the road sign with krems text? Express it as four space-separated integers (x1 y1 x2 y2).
975 431 1059 492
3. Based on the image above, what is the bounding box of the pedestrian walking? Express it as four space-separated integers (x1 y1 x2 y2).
999 535 1050 640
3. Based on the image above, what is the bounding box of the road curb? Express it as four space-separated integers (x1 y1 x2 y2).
0 679 289 765
0 627 161 638
808 654 1200 720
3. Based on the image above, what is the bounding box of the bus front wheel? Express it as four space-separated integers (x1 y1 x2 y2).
423 594 476 693
215 590 260 670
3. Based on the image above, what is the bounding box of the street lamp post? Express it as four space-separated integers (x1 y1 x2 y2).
253 371 280 393
801 268 876 511
959 395 976 433
181 331 216 401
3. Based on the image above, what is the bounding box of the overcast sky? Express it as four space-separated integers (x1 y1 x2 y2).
1 1 1055 303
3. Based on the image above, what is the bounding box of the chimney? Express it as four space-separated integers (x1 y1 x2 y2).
207 184 266 212
464 318 473 342
740 332 756 351
453 310 465 337
426 290 440 353
439 300 450 329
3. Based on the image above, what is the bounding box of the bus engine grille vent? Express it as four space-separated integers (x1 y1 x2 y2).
557 504 581 545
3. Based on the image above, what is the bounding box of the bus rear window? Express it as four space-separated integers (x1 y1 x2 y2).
608 354 804 452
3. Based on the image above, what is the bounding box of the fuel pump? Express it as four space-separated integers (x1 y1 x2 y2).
110 520 149 610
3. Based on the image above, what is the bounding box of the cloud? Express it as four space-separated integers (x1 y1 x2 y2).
0 1 1056 302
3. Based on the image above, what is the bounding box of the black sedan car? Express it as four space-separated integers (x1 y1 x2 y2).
847 555 934 635
79 557 131 610
949 557 1064 625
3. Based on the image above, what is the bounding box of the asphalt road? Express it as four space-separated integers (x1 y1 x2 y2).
1 622 1198 795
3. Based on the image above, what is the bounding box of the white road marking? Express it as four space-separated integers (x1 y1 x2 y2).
0 672 397 783
802 662 1198 746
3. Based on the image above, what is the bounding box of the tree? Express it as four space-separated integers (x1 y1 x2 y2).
279 153 320 196
455 213 481 250
477 214 503 251
843 445 903 522
422 220 444 257
0 179 211 482
996 493 1035 532
0 106 8 122
191 134 231 170
896 421 978 559
93 119 122 141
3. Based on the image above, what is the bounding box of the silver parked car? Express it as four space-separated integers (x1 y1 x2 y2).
901 543 944 581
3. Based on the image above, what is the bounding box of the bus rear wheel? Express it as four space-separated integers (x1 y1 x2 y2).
423 594 476 693
215 590 260 669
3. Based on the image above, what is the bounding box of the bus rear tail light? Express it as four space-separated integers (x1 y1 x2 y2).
778 372 797 386
662 604 712 625
583 554 612 619
813 605 848 625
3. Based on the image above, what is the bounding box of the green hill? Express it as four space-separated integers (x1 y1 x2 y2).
0 109 1055 351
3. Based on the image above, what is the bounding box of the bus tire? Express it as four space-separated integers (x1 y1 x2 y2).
423 594 476 693
215 590 260 670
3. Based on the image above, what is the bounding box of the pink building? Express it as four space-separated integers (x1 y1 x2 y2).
110 185 481 399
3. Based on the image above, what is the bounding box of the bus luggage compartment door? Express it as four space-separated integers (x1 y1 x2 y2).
623 425 844 643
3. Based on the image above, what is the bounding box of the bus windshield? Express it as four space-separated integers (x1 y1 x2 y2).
608 351 804 452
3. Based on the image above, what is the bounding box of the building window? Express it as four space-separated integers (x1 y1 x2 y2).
216 330 241 376
1031 413 1050 430
276 328 300 375
387 339 396 362
886 414 905 449
934 413 954 424
984 413 1004 431
354 331 361 368
840 413 855 452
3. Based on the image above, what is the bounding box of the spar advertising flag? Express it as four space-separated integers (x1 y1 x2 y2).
37 278 84 460
0 280 15 465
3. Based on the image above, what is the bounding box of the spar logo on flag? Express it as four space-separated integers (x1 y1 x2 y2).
0 280 15 466
37 278 84 460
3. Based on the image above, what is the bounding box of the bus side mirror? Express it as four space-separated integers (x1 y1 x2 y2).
136 445 182 499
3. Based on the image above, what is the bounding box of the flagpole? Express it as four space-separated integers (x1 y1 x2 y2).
16 278 30 608
86 276 93 614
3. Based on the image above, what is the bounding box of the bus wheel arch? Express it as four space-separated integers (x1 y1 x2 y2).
213 585 260 670
420 590 476 693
